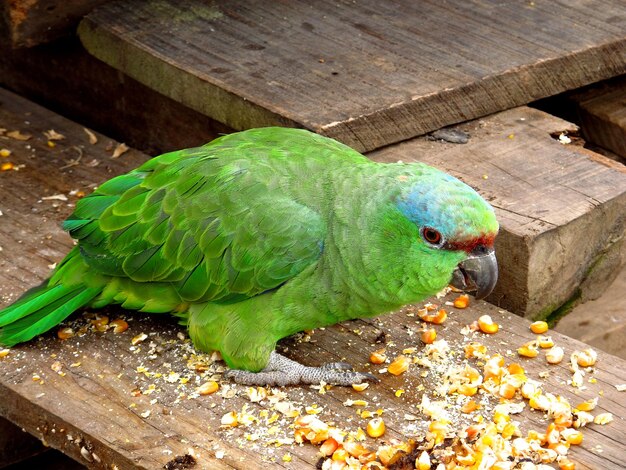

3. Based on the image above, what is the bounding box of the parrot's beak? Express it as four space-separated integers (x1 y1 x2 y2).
450 248 498 300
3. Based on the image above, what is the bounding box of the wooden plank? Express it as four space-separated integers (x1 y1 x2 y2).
0 36 232 156
1 89 626 469
566 76 626 162
369 107 626 319
0 0 110 48
78 0 626 152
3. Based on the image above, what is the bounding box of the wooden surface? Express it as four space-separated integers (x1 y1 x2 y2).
1 91 626 469
0 0 110 48
0 36 231 156
79 0 626 152
369 107 626 319
567 76 626 162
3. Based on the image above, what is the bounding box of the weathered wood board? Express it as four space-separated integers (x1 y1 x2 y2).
0 0 110 48
566 75 626 162
0 37 231 156
369 107 626 319
1 91 625 469
79 0 626 152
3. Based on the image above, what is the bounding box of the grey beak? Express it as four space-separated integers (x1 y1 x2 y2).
450 249 498 300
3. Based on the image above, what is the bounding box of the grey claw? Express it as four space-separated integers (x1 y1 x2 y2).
359 372 380 383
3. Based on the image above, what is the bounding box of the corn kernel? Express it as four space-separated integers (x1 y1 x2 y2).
546 346 564 364
198 380 219 395
453 294 470 309
352 382 369 392
0 349 10 358
343 441 369 457
366 417 385 438
465 342 487 359
0 149 11 157
593 412 613 425
559 458 576 470
91 315 109 332
332 448 349 461
560 429 583 445
421 328 437 344
220 411 238 427
537 335 554 348
461 400 479 413
110 319 129 334
387 355 410 376
320 437 339 456
499 382 517 400
369 348 387 364
574 397 597 412
518 343 539 358
478 315 499 334
1 162 14 171
529 394 550 411
57 327 75 340
131 333 148 345
416 450 431 470
530 321 549 334
575 348 597 367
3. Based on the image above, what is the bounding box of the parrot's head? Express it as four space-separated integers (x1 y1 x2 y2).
394 168 499 299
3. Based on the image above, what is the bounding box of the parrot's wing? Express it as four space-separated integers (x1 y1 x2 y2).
64 146 325 303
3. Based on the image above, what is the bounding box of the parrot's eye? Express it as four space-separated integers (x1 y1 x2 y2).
421 227 444 247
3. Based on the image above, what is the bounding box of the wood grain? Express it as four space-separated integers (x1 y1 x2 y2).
1 90 625 469
78 0 626 152
0 0 110 48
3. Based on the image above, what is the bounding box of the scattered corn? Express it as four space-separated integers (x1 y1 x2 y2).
0 162 14 171
416 451 431 470
593 413 613 425
561 429 583 445
57 327 75 340
0 149 11 157
546 346 564 364
320 438 339 456
369 348 387 364
131 333 148 345
575 397 597 412
366 417 386 438
420 328 437 344
575 348 597 367
461 400 479 413
518 343 539 358
530 321 549 334
477 315 499 334
419 307 448 324
537 335 554 348
352 383 369 392
91 315 109 332
198 381 219 395
110 319 129 334
220 411 239 427
0 349 10 359
559 458 576 470
387 355 410 376
453 294 470 309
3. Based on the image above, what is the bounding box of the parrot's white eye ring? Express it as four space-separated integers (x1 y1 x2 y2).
421 227 445 247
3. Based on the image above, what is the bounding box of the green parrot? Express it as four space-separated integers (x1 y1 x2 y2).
0 128 498 386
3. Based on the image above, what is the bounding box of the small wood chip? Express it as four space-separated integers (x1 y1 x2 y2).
7 130 31 141
44 129 65 141
84 127 98 144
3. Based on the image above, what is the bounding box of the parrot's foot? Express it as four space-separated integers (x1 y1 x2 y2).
224 352 378 386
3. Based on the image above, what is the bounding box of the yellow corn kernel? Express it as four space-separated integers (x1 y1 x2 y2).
461 400 479 413
575 397 598 412
91 315 109 332
198 381 219 395
0 149 11 157
1 162 14 171
561 429 583 445
453 294 470 309
416 450 431 470
319 437 339 456
464 342 487 359
366 417 385 438
395 389 404 397
220 411 238 427
530 321 549 334
343 441 369 457
369 348 387 364
546 346 564 364
458 384 478 396
331 447 349 461
507 363 525 375
0 349 9 359
57 327 75 340
594 413 613 425
131 333 148 345
501 422 518 439
477 315 499 334
559 458 576 470
518 343 539 358
537 335 554 348
387 355 410 376
352 382 369 392
499 382 517 400
575 348 597 367
421 328 437 344
110 319 129 334
529 394 550 411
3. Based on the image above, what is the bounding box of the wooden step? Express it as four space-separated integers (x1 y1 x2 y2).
566 75 626 162
1 89 626 470
78 0 626 152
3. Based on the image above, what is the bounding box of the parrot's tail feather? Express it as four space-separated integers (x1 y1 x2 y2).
0 283 101 347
